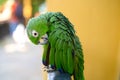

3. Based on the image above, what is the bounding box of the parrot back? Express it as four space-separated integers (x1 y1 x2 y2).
43 12 84 80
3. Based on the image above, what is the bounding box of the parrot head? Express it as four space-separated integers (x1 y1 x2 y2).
26 16 49 45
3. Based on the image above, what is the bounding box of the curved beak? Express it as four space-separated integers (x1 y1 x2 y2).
38 34 48 45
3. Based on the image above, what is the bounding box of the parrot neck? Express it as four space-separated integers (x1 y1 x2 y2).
47 24 55 36
45 12 57 36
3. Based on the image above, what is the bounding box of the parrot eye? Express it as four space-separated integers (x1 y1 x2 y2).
32 30 38 37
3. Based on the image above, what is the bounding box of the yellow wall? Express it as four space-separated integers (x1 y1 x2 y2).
46 0 120 80
117 39 120 80
117 35 120 80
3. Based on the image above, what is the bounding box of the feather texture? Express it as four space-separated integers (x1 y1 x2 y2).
27 12 84 80
47 12 84 80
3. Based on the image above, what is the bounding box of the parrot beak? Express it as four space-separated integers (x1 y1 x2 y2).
38 34 48 45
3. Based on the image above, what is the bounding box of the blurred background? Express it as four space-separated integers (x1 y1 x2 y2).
0 0 120 80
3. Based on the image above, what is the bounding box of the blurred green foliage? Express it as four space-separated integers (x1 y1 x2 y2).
32 0 45 16
0 0 7 5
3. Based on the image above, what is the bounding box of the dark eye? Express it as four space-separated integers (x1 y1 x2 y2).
32 30 38 37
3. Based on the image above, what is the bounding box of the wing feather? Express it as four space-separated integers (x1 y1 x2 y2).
49 28 74 74
48 12 84 80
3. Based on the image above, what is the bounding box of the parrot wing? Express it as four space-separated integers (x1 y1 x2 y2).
49 27 74 74
49 27 84 80
43 12 84 80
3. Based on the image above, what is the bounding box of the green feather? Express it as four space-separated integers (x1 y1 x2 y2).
49 47 55 68
42 43 49 66
66 45 74 74
55 49 62 70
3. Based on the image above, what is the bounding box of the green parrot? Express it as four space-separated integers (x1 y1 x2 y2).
26 12 84 80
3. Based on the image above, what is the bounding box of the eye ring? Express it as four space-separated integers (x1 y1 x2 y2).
32 30 38 37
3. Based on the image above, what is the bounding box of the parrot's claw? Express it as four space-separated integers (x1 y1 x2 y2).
42 65 55 72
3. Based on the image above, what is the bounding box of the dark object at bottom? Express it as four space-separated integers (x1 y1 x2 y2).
47 70 71 80
54 73 71 80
